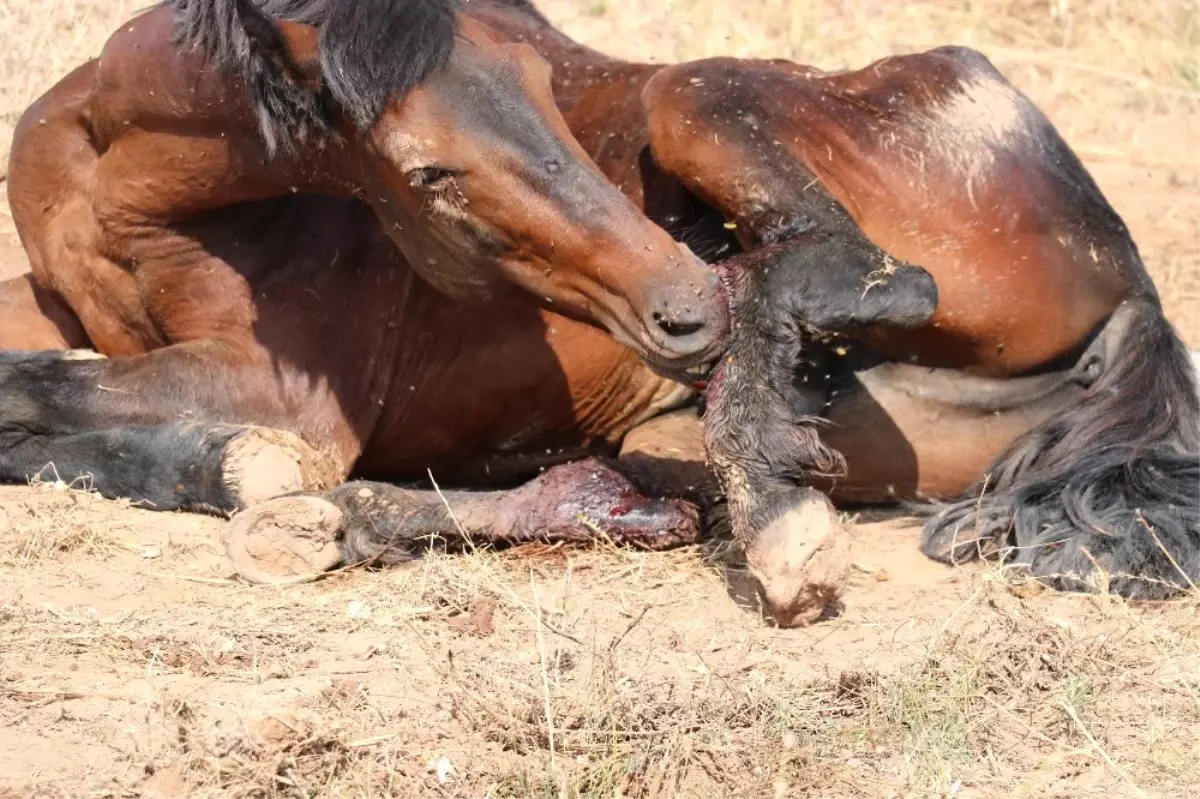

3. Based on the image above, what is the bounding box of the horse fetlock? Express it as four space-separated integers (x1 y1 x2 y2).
220 427 340 509
224 495 345 584
742 487 850 628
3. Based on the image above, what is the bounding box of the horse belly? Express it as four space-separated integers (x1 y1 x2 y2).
818 364 1083 502
355 309 690 485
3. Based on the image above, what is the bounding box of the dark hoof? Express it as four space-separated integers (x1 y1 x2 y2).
224 495 345 584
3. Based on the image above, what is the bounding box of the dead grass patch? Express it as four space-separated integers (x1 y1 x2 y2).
0 482 132 566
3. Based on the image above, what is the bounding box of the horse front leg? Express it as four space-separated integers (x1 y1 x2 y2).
221 457 701 584
702 339 853 628
0 343 354 512
700 230 939 627
0 418 336 514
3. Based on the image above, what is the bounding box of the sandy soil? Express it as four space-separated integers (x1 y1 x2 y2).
1 484 1196 798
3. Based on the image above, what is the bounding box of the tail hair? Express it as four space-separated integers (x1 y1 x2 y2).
922 303 1200 598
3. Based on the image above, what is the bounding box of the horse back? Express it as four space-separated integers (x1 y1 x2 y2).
806 47 1153 371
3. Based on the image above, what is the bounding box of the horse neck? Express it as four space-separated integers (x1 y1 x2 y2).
466 1 664 183
87 6 363 227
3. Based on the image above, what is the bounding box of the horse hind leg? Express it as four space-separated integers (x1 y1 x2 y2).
222 457 701 584
0 419 338 513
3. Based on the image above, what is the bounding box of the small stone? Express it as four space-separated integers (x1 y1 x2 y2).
426 756 455 784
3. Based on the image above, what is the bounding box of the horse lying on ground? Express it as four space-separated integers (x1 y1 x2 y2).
1 0 939 624
459 0 1200 603
5 0 1196 623
228 0 1198 615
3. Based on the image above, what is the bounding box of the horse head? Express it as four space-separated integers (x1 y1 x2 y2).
172 0 729 372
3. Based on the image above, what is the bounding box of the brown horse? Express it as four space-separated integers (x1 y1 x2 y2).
0 0 938 621
0 0 737 515
460 0 1199 604
223 0 1195 615
6 0 1194 623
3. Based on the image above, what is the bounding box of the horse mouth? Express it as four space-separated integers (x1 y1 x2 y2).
652 358 718 390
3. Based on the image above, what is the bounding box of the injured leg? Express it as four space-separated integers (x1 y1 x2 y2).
223 457 701 584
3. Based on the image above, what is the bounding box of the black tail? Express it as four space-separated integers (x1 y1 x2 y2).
922 302 1200 598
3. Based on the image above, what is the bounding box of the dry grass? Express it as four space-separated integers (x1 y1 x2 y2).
0 486 1197 798
0 481 133 567
0 1 1198 797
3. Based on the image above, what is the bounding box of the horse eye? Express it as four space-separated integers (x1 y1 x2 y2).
408 167 458 191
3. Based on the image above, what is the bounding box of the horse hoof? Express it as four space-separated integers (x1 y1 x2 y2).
743 488 851 628
224 495 345 584
221 427 338 508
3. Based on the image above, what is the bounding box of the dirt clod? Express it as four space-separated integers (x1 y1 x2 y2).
445 598 498 637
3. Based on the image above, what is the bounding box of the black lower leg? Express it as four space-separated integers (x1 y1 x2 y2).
0 421 304 513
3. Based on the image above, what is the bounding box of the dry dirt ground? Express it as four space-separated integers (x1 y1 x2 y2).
0 1 1198 797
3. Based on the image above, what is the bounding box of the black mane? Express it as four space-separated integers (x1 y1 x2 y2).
169 0 460 153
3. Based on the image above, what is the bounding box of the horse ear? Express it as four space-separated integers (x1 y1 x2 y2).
274 22 323 85
237 6 323 88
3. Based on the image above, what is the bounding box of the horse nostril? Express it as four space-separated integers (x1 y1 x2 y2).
651 310 706 339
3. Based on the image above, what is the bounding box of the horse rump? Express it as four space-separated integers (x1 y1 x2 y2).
922 301 1200 598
